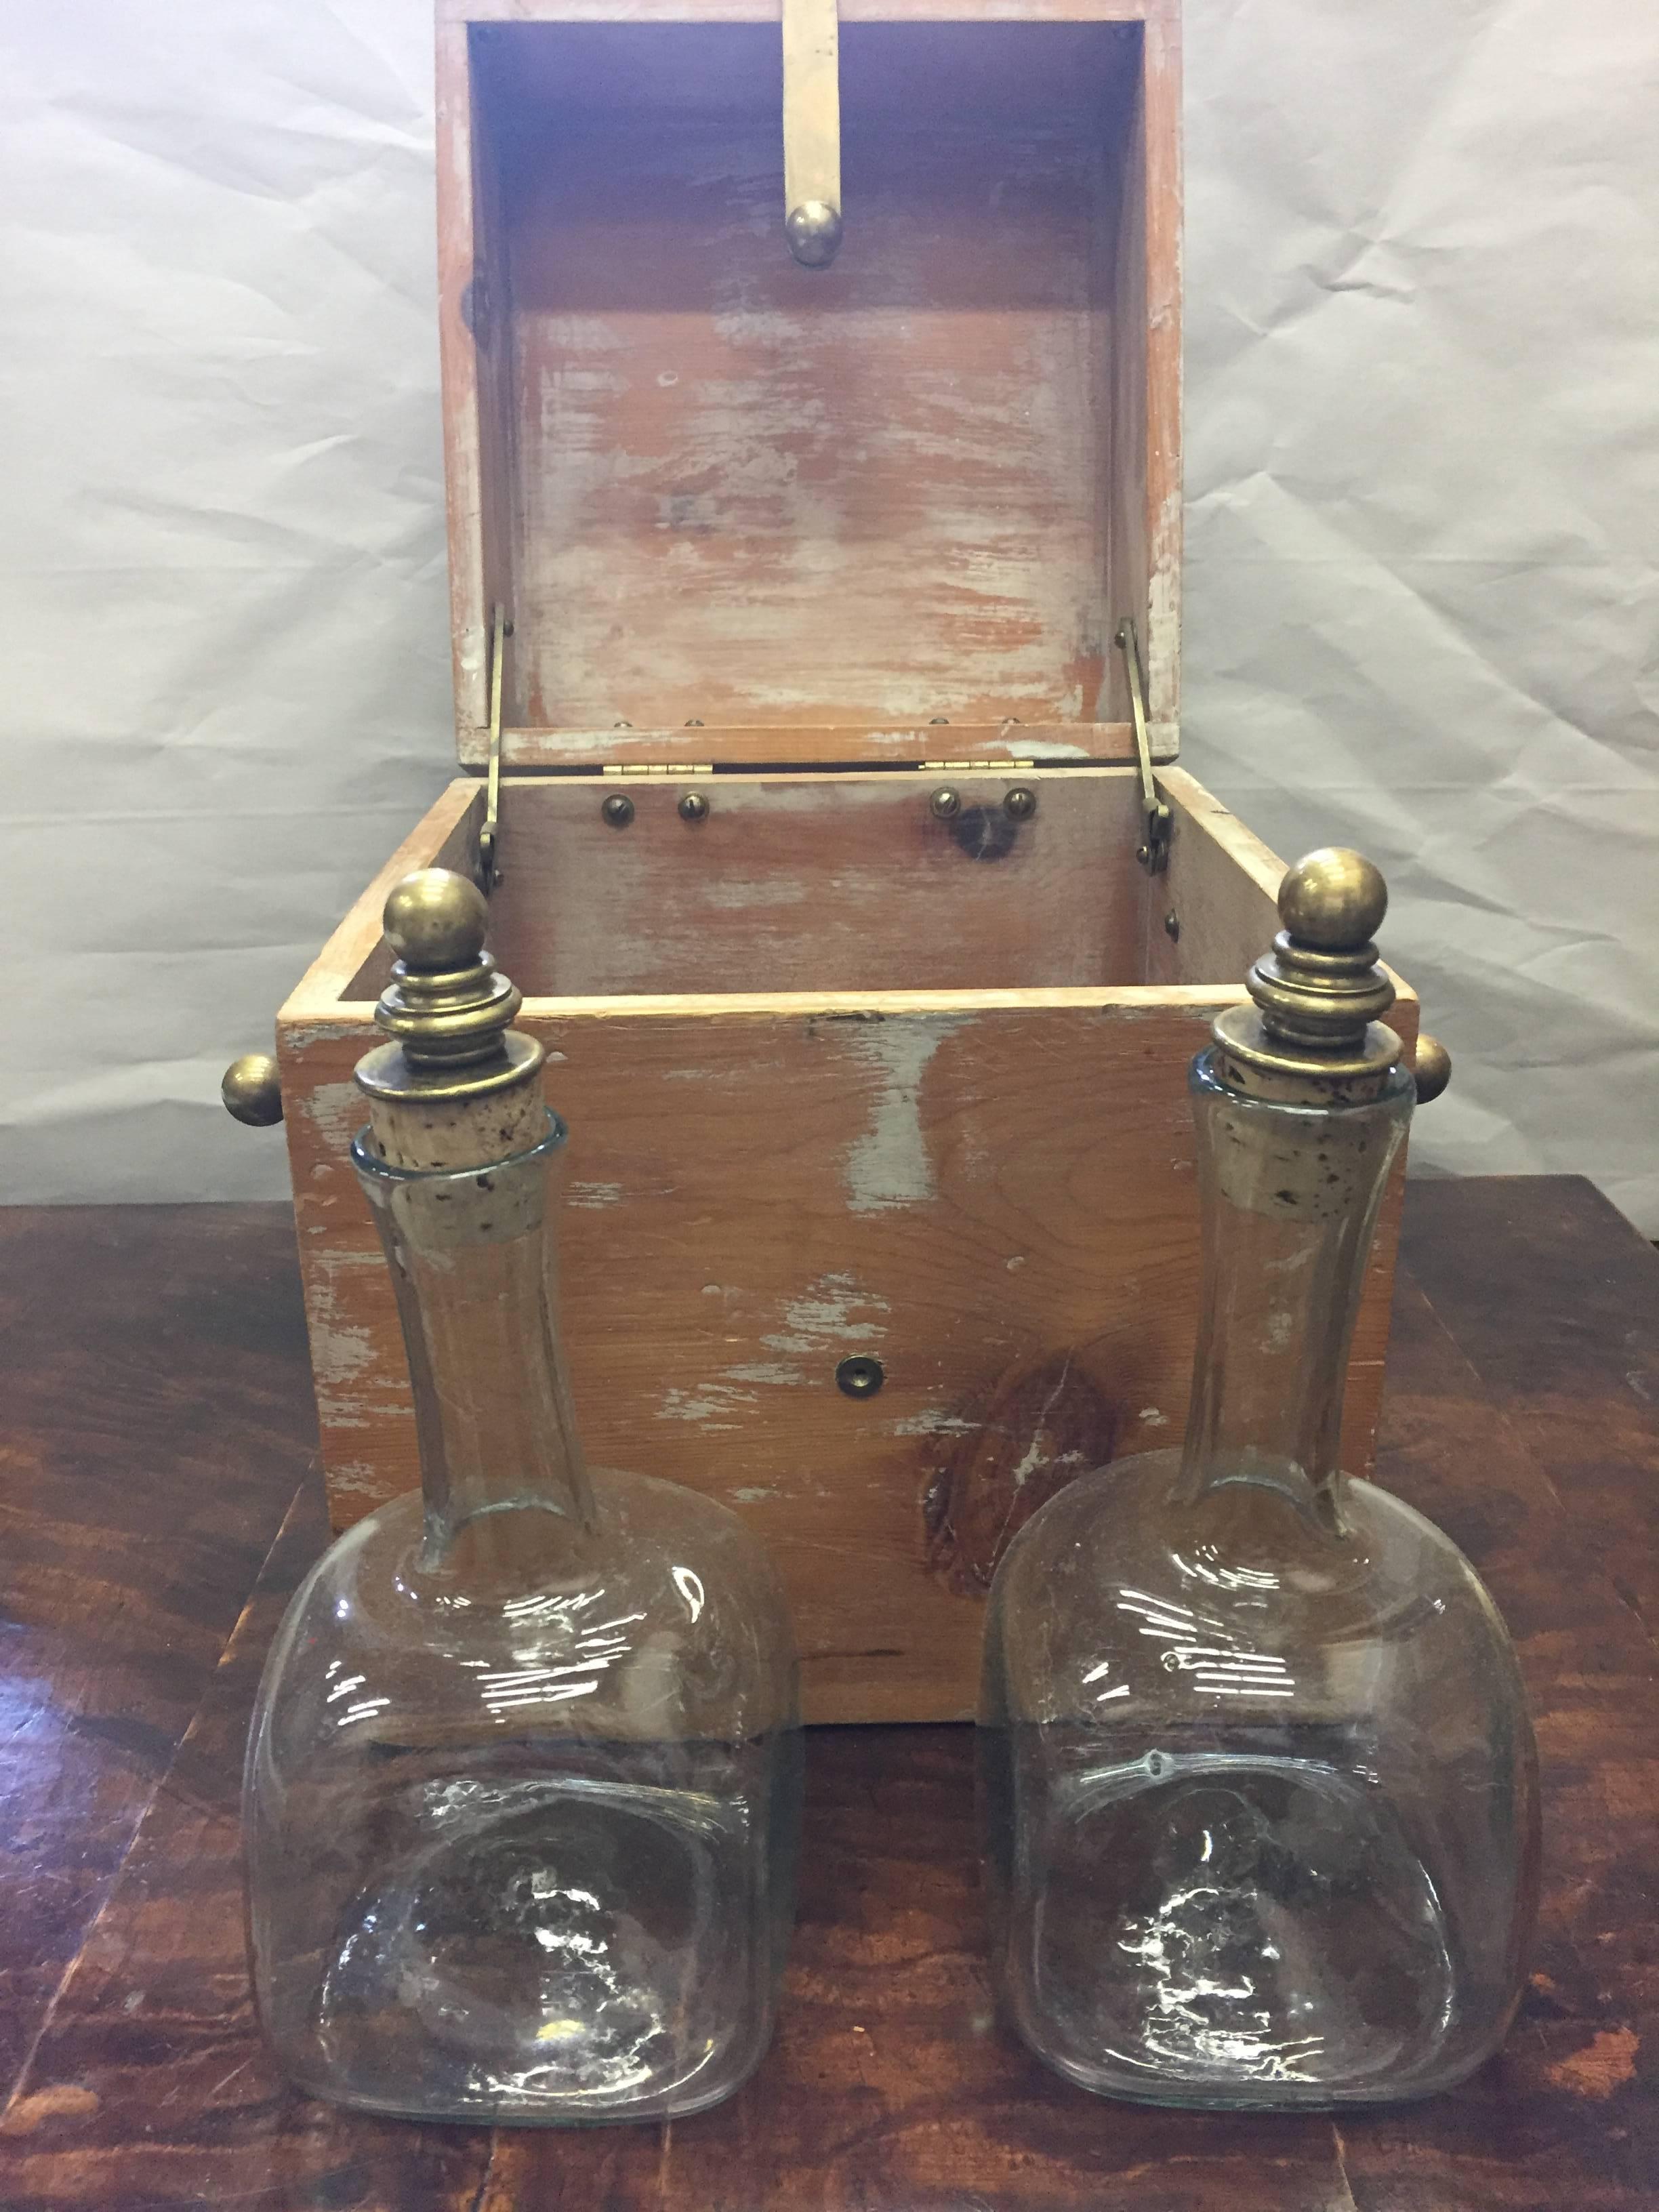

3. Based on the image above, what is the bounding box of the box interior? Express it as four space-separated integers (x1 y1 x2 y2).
467 20 1147 738
337 771 1285 1004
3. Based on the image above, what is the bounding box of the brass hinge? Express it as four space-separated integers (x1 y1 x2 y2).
920 758 1038 772
1113 616 1171 876
601 762 716 777
477 602 510 891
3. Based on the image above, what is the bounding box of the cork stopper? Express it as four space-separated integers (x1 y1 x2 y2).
1211 848 1404 1103
354 869 546 1170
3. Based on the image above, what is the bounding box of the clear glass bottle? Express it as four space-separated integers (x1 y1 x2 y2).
245 870 802 2124
979 849 1538 2108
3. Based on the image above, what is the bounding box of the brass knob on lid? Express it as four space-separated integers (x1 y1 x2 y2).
222 1052 283 1126
1212 848 1406 1103
786 201 842 268
355 867 544 1107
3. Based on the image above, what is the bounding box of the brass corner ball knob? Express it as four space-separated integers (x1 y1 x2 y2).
383 869 489 972
1278 848 1388 951
222 1053 283 1127
1414 1033 1452 1105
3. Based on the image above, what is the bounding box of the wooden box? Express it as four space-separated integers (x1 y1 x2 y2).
273 0 1420 1723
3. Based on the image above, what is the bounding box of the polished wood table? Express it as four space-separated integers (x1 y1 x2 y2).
1 1179 1655 2210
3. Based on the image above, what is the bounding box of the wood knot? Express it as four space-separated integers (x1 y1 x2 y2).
923 1353 1116 1595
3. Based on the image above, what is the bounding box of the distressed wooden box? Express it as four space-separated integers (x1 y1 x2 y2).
274 0 1419 1723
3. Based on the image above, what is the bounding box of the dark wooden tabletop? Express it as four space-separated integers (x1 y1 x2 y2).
1 1178 1655 2211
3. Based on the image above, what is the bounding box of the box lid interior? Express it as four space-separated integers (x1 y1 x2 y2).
447 9 1180 770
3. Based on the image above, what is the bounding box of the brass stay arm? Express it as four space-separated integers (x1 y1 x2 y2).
1114 616 1171 876
478 603 508 892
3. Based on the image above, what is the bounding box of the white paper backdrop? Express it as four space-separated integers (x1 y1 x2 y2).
3 1 1656 1225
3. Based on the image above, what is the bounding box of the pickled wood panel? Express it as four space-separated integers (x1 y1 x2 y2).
280 994 1403 1724
453 20 1147 741
483 770 1151 996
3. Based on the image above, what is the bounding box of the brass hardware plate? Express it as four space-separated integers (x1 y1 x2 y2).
478 603 508 891
1114 617 1171 876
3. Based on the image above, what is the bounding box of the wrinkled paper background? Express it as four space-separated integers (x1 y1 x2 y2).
3 1 1656 1227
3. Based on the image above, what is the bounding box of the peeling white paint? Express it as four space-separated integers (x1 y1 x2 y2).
567 1181 623 1210
843 1019 966 1214
657 1381 758 1429
732 1486 779 1504
1139 1407 1170 1427
891 1410 978 1437
302 1080 365 1157
701 879 808 911
762 1271 889 1356
724 1361 806 1387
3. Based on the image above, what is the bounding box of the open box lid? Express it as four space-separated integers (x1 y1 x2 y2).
436 0 1181 775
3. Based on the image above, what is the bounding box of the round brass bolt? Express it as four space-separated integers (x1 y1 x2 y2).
678 791 710 825
1278 848 1388 950
1414 1033 1452 1104
930 786 962 821
383 869 488 970
1004 786 1037 821
601 792 635 829
836 1355 886 1399
222 1053 283 1128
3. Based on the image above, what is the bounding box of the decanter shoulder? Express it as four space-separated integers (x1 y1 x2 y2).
985 1452 1524 1725
256 1469 795 1752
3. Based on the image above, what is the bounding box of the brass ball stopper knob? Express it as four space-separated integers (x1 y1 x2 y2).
1277 848 1388 949
354 867 544 1115
382 867 489 971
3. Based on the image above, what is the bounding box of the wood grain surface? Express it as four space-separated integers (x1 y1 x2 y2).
0 1176 1654 2207
441 4 1181 760
276 997 1406 1723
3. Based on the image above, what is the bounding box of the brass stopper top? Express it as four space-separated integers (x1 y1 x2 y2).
354 869 545 1105
1211 848 1404 1102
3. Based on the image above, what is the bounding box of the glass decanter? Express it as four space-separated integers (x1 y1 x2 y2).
979 849 1538 2108
245 869 802 2124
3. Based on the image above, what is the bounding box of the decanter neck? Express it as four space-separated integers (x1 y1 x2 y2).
1179 1054 1414 1519
353 1118 596 1561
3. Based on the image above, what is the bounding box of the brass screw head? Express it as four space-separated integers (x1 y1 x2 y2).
1277 847 1387 950
384 869 489 971
222 1052 283 1127
930 786 962 821
785 200 843 268
836 1355 886 1399
678 791 710 825
602 792 635 829
1004 785 1037 821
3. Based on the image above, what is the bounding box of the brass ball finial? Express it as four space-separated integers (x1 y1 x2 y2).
1210 846 1404 1099
354 867 544 1105
1277 848 1387 951
383 869 488 972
